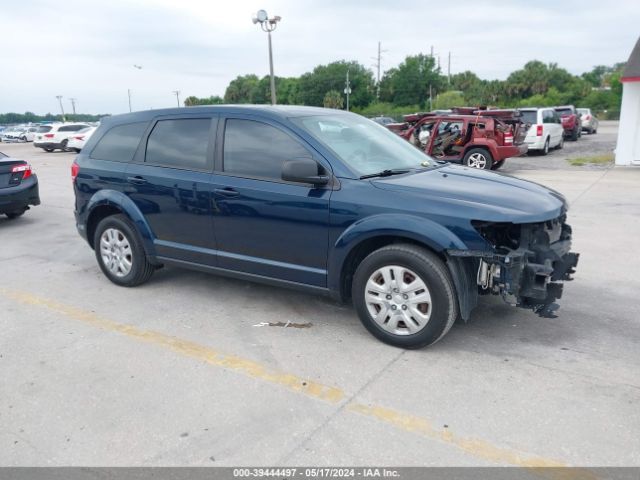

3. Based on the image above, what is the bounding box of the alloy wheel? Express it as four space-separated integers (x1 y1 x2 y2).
467 153 487 169
99 228 133 277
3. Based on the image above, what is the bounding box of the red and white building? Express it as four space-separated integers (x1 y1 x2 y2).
616 37 640 166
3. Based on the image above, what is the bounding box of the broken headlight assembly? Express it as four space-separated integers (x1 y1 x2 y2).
448 217 579 318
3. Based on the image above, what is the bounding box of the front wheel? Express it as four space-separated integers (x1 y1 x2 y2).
94 214 155 287
463 148 493 169
352 244 459 349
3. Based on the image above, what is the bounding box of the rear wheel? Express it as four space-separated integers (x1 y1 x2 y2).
352 244 458 349
94 214 155 287
6 209 26 219
463 148 493 170
571 128 579 141
61 139 69 152
555 136 564 150
43 148 54 152
541 138 550 156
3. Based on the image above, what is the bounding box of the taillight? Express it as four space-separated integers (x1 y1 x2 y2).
585 115 591 120
11 164 32 180
504 131 513 145
74 135 85 140
44 133 54 138
71 161 80 182
536 125 543 136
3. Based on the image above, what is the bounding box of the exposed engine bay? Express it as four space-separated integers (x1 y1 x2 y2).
448 215 580 319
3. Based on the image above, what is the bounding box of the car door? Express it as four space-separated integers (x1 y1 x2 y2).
124 115 218 266
210 115 332 287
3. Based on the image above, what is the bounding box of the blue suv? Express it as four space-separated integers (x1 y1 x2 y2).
73 106 579 348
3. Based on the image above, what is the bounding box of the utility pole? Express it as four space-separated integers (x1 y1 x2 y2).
372 41 387 102
55 95 65 120
173 90 181 107
70 98 77 115
430 45 434 58
448 51 451 85
128 89 132 112
344 69 352 111
429 84 433 111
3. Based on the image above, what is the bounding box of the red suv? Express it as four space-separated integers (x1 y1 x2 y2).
387 108 528 170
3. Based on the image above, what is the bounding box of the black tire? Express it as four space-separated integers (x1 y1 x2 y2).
540 138 550 156
352 244 459 349
555 136 564 150
491 160 505 170
571 128 579 141
593 128 597 134
43 148 54 152
463 148 493 170
6 209 26 219
61 139 69 152
93 214 154 287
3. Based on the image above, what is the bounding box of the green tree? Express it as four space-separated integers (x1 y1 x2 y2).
184 95 224 106
323 90 344 109
382 54 442 107
223 74 260 103
296 61 375 108
433 91 465 110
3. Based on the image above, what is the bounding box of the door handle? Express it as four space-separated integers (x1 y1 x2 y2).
127 176 147 185
213 188 240 197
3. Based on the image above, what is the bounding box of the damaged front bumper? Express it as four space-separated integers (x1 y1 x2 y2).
448 215 579 319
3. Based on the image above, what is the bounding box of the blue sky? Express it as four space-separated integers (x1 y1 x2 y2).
1 0 638 114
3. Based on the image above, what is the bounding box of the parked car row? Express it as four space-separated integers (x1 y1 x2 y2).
33 123 96 152
0 125 38 143
385 104 598 167
385 107 528 170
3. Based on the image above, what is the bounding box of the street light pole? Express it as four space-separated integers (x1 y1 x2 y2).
173 90 181 107
70 98 77 115
56 95 65 120
129 64 142 112
252 10 281 105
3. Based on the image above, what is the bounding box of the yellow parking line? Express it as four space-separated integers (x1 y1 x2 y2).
2 288 596 475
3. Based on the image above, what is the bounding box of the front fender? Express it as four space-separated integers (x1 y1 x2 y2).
86 190 157 257
327 213 467 293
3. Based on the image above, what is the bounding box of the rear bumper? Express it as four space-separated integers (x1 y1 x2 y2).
496 144 527 160
0 176 40 213
34 141 63 149
524 137 546 150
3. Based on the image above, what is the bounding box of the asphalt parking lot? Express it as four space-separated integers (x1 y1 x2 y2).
1 122 640 468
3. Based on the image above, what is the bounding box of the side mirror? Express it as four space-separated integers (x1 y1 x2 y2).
282 158 329 186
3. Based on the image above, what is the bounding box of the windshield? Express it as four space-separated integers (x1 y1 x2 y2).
555 108 572 116
292 114 436 176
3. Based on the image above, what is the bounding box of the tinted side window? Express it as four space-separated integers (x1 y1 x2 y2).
91 122 148 162
542 110 553 124
223 119 309 180
145 118 212 170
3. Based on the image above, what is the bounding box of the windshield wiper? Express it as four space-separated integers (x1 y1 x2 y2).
359 168 411 179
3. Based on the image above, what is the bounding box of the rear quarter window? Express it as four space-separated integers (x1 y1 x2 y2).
90 122 148 162
36 126 52 133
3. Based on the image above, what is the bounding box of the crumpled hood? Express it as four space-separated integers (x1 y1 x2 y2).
371 165 567 223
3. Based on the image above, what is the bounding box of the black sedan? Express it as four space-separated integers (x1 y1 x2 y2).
0 151 40 219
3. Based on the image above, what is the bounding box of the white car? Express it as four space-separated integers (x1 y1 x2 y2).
577 108 599 134
33 123 90 152
518 107 564 155
66 126 97 152
1 126 37 143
